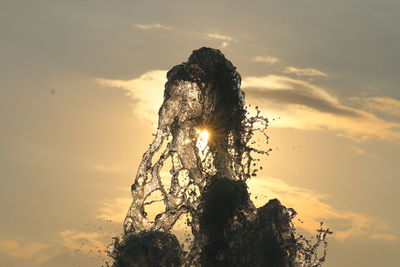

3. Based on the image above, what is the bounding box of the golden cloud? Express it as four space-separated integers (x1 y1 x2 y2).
369 233 397 242
60 230 106 254
242 75 400 142
97 172 172 223
97 196 131 223
96 70 166 122
98 176 397 242
247 177 397 241
97 71 400 142
91 164 121 173
242 74 337 102
363 97 400 117
0 240 53 264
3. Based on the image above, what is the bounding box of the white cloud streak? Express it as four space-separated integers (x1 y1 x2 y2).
206 33 234 49
284 66 328 77
221 42 230 48
206 33 232 41
135 23 172 30
252 55 280 64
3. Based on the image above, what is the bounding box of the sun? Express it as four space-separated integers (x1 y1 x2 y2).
196 129 210 151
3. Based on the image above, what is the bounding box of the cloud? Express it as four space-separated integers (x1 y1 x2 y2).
97 71 400 142
284 66 327 77
242 75 336 102
242 75 400 141
247 177 397 241
96 70 167 121
252 55 279 64
60 230 106 254
369 233 397 242
97 193 193 246
97 176 397 242
97 173 171 223
363 97 400 117
0 232 110 265
246 88 359 118
91 164 121 173
0 231 110 265
221 42 230 48
206 33 232 41
97 196 131 223
350 145 379 159
242 74 359 117
0 240 53 264
206 33 234 49
135 23 172 30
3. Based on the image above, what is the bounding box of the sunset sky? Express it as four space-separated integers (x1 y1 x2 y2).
1 0 399 266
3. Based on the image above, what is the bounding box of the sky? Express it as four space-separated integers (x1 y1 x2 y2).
0 0 399 266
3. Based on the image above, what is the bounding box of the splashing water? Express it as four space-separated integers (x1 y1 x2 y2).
108 47 331 267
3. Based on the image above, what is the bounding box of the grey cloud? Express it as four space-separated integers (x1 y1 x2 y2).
246 88 362 118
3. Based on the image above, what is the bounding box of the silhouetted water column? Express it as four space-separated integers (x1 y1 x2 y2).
123 48 248 236
109 48 317 267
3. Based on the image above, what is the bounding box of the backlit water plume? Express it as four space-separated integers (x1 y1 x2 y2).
107 48 332 267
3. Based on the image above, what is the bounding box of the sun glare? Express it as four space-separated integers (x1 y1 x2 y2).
196 129 210 151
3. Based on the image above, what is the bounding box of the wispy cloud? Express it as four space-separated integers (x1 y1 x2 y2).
97 196 131 223
221 42 230 48
60 230 106 254
252 55 279 64
363 97 400 117
350 145 379 159
206 33 234 48
0 231 109 265
206 33 233 41
96 70 167 121
97 173 171 223
247 177 396 241
242 75 400 142
135 23 172 30
0 240 54 264
91 164 121 173
242 75 338 105
97 176 397 242
97 71 400 142
284 66 327 77
369 233 397 242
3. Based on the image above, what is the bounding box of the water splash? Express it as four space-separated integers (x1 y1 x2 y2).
108 47 331 267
